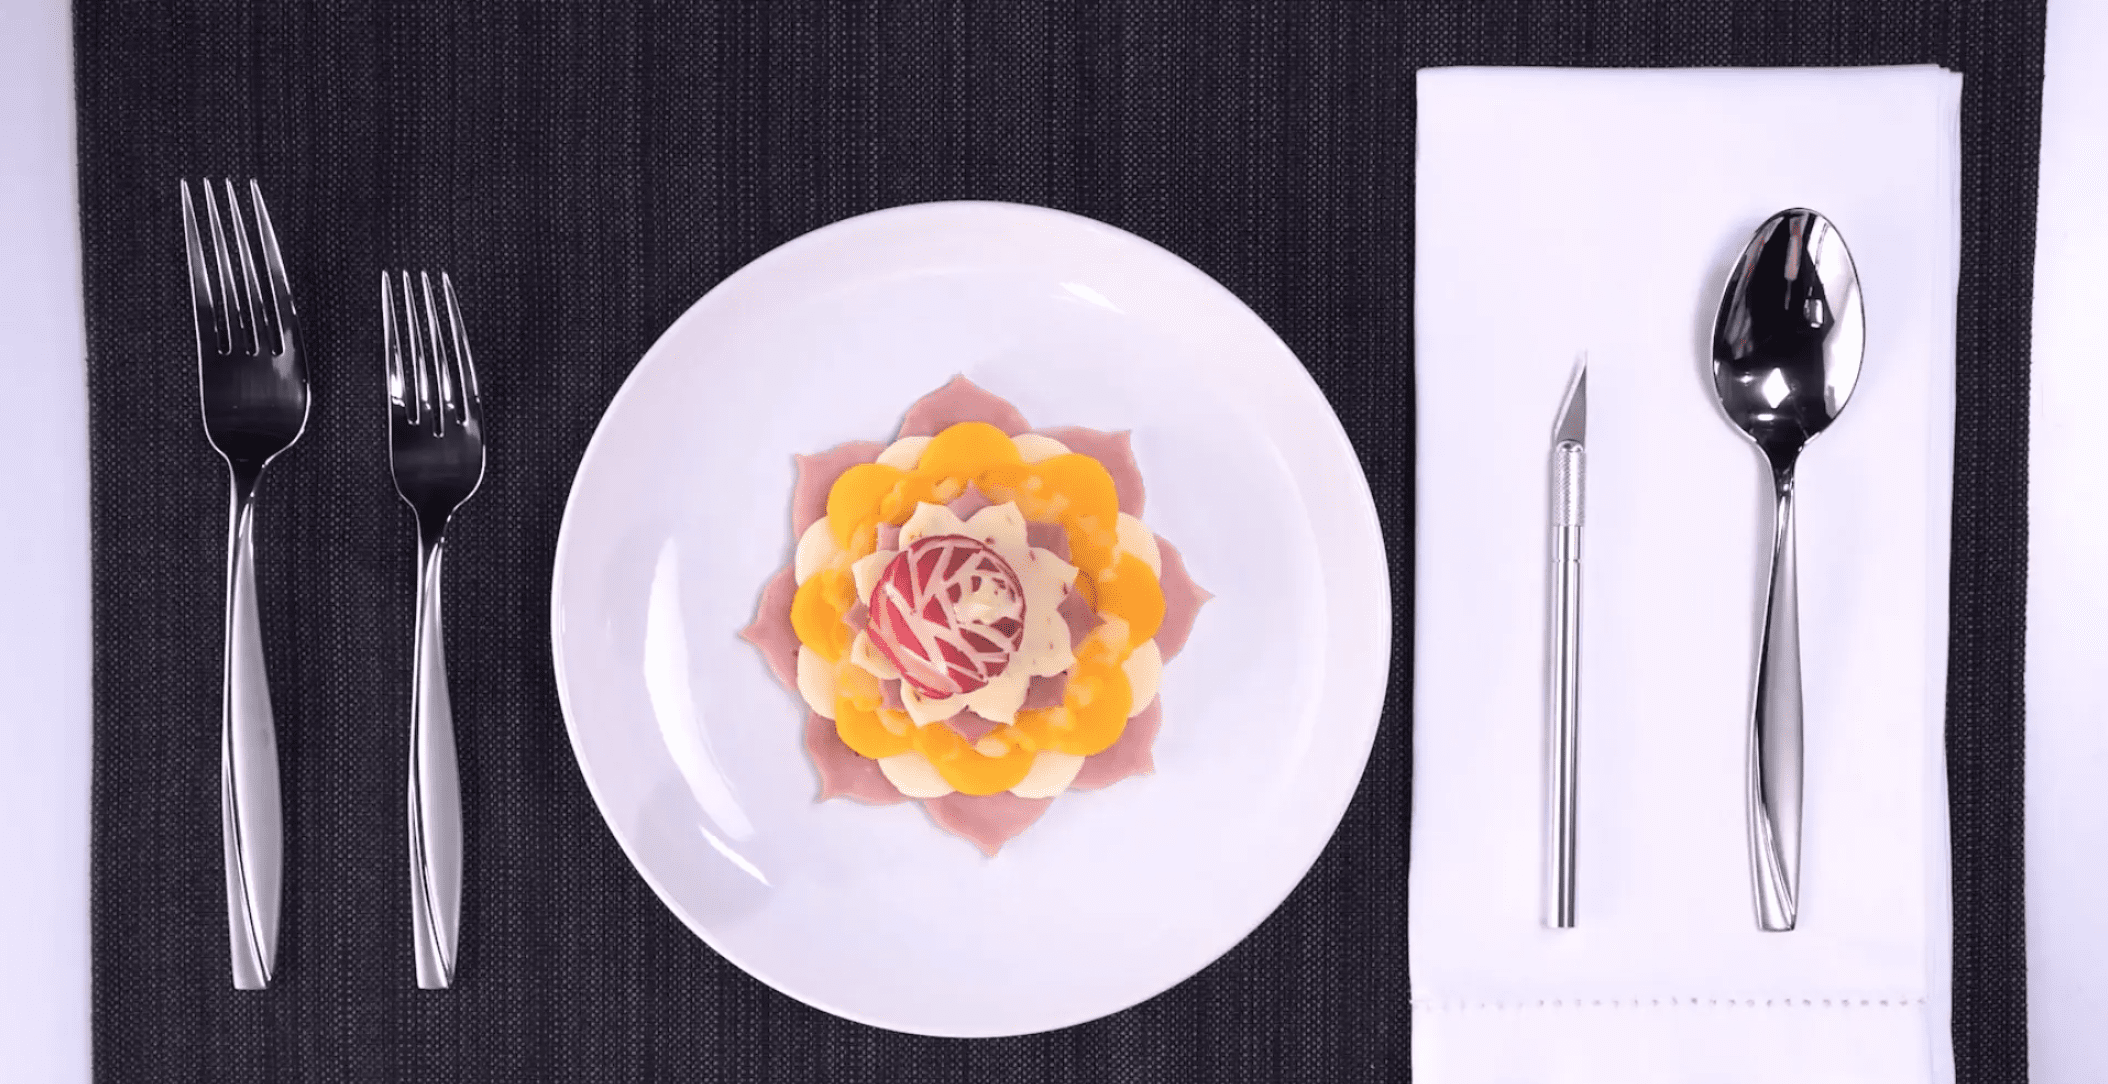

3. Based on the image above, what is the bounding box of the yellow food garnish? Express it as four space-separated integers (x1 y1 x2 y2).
912 720 1036 795
791 423 1166 792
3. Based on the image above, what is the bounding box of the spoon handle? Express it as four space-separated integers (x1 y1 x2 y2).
1749 475 1805 931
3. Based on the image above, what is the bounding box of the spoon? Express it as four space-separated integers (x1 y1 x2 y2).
1709 208 1864 932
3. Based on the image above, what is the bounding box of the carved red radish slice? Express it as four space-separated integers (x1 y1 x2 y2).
866 534 1026 699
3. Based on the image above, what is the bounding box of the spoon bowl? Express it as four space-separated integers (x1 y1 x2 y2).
1710 208 1864 932
1714 210 1864 469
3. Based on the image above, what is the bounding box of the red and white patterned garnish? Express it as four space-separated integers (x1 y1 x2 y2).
866 534 1027 699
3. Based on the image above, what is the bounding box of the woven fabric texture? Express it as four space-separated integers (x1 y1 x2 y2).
76 2 2039 1081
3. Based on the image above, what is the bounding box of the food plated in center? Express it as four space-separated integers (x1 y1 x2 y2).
743 376 1210 855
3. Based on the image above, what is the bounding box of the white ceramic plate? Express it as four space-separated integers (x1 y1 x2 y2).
551 202 1389 1036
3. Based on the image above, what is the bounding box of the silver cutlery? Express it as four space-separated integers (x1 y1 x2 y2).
1709 209 1864 932
180 179 307 989
1547 357 1586 929
383 271 485 988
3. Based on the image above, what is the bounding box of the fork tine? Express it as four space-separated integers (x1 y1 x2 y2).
221 179 269 355
418 272 456 430
200 180 250 356
381 271 408 414
179 181 224 355
249 180 298 354
400 271 435 428
439 273 480 427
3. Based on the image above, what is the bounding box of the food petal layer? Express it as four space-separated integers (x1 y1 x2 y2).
1070 698 1163 791
806 712 908 804
897 375 1032 438
792 440 886 537
925 791 1053 856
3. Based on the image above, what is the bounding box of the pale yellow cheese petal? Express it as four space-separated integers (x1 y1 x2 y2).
1010 751 1086 798
876 435 931 470
1123 639 1162 713
850 549 895 606
1010 433 1071 463
1115 513 1162 577
796 646 837 719
900 502 968 547
902 682 967 726
960 667 1029 724
878 752 955 798
962 501 1030 554
849 629 897 681
794 517 841 585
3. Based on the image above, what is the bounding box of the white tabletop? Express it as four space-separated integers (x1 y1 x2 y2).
4 0 2104 1078
0 0 91 1080
2025 0 2108 1077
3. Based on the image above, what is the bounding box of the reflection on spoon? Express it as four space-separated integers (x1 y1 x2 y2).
645 539 767 884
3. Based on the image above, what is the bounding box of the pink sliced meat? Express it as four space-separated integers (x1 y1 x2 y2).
943 709 1001 744
1059 589 1099 647
1023 672 1068 710
738 566 802 692
925 791 1054 856
945 484 993 521
804 713 907 805
844 601 868 630
876 523 901 551
792 440 887 537
1025 521 1069 560
1153 536 1211 660
896 375 1032 438
1070 698 1163 791
881 678 905 711
1034 426 1145 516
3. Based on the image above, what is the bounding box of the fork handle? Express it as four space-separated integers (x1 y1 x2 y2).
409 534 463 988
222 469 282 989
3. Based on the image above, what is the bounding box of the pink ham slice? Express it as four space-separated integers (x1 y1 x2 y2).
1033 426 1146 516
804 713 907 805
876 522 901 551
1025 521 1069 560
897 375 1032 437
943 709 1001 744
1023 672 1068 710
738 566 802 692
1071 698 1163 791
1153 536 1211 660
791 440 886 537
925 791 1053 856
945 484 993 521
1058 589 1099 648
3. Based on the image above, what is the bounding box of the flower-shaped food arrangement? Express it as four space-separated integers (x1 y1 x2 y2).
743 377 1211 855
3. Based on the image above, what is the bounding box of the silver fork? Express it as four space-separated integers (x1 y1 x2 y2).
180 179 308 990
382 271 485 988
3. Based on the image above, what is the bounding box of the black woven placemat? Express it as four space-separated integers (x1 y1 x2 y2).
76 2 2039 1080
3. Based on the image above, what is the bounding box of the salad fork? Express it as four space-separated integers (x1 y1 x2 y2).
383 271 485 988
180 179 308 989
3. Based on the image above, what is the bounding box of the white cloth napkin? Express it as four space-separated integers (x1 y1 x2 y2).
1411 67 1959 1083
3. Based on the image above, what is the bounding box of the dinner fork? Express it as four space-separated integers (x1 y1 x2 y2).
180 179 308 990
383 271 485 988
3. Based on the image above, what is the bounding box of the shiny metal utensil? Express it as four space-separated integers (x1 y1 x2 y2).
1709 209 1864 932
383 271 484 988
1548 358 1586 929
180 179 308 989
